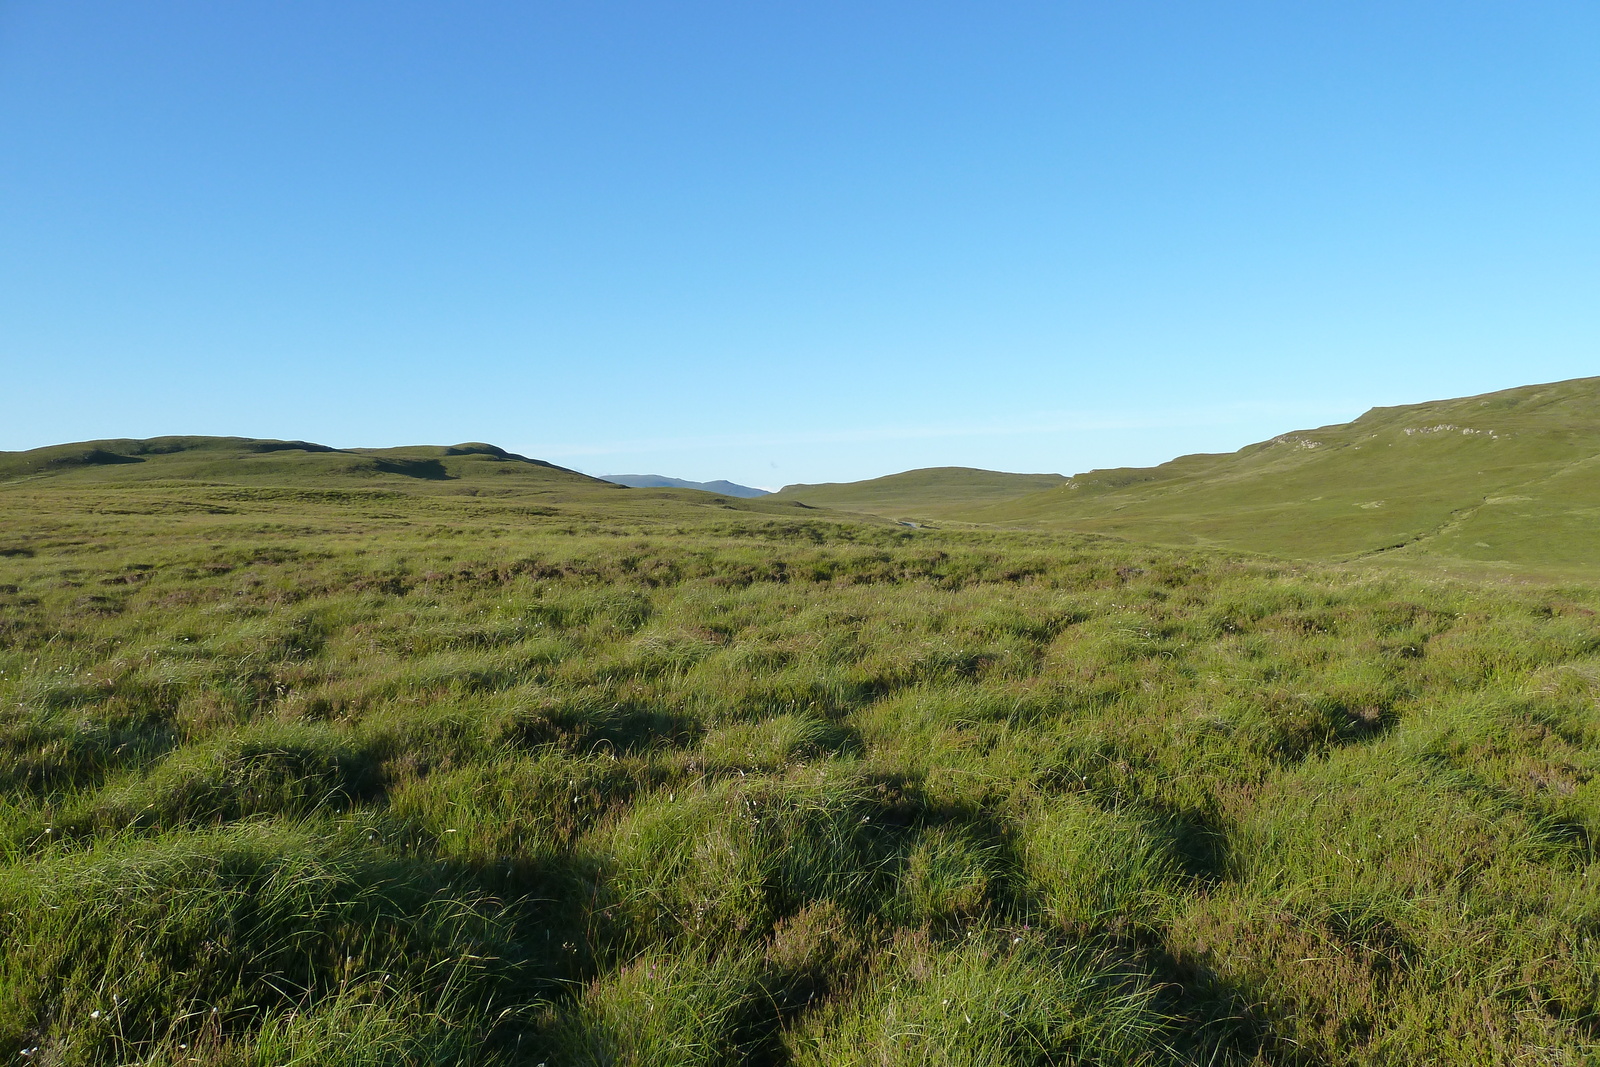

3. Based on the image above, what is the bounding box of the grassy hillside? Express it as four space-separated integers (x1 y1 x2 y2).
944 377 1600 573
0 437 609 492
771 467 1067 520
3 470 1600 1063
0 437 828 523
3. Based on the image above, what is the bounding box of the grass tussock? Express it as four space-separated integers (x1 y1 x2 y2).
1 477 1599 1063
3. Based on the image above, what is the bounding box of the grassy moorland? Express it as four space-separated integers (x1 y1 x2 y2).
2 441 1599 1065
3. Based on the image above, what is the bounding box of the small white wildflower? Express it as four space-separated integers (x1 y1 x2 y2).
90 1009 101 1019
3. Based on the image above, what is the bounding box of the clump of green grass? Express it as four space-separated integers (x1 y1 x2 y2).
529 946 772 1067
698 713 853 772
1017 796 1177 937
784 930 1174 1067
386 749 639 859
897 825 1000 926
0 822 520 1064
38 722 380 842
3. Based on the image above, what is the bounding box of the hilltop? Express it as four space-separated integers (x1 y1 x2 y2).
0 437 603 490
770 467 1067 520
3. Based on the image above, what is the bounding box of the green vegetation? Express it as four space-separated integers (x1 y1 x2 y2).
970 375 1600 572
2 436 1600 1063
771 467 1067 520
0 437 603 492
774 377 1600 577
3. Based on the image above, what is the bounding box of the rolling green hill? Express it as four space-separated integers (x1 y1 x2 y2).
14 371 1600 574
959 376 1600 571
0 437 608 492
0 436 839 533
770 466 1067 520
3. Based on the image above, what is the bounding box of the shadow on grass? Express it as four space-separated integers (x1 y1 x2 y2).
0 824 591 1061
500 698 702 754
372 457 452 480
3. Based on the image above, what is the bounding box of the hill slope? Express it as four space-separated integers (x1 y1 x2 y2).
770 467 1067 519
967 376 1600 570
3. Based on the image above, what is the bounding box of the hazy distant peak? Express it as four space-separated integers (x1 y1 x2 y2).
601 474 771 498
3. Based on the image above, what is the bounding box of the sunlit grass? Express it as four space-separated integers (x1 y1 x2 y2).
1 474 1598 1063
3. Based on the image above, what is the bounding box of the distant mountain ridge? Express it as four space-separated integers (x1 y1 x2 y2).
601 474 770 498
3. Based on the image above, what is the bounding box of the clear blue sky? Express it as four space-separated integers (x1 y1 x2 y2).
3 2 1597 488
